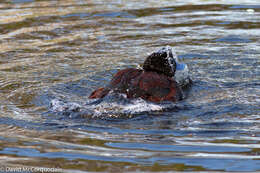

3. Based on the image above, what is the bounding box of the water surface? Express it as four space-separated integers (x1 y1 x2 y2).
0 0 259 172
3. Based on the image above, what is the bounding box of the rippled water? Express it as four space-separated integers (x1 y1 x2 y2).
0 0 259 172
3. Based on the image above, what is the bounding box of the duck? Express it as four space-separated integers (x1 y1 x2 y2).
89 46 191 103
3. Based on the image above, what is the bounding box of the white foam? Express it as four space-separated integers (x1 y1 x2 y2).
50 99 81 112
50 91 178 118
89 92 177 116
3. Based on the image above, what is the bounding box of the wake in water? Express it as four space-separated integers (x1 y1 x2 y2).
49 91 181 119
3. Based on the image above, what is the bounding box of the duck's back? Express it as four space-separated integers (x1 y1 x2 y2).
89 68 183 102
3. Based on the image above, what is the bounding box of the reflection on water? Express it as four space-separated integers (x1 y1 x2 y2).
0 0 260 172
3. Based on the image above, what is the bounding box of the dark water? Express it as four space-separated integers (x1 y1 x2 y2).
0 0 259 172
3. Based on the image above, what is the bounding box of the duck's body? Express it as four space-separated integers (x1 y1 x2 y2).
89 46 190 103
89 68 183 102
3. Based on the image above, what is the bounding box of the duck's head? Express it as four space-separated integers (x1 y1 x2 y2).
143 46 177 77
143 46 190 86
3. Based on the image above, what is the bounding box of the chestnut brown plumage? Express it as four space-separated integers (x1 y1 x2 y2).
89 47 183 103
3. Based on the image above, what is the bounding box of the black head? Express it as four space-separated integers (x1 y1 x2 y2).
143 46 177 77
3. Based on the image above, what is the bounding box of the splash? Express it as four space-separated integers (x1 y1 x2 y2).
50 91 178 118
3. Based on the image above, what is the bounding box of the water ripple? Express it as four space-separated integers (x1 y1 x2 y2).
0 0 259 172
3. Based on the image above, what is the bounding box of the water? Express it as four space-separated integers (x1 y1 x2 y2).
0 0 259 172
